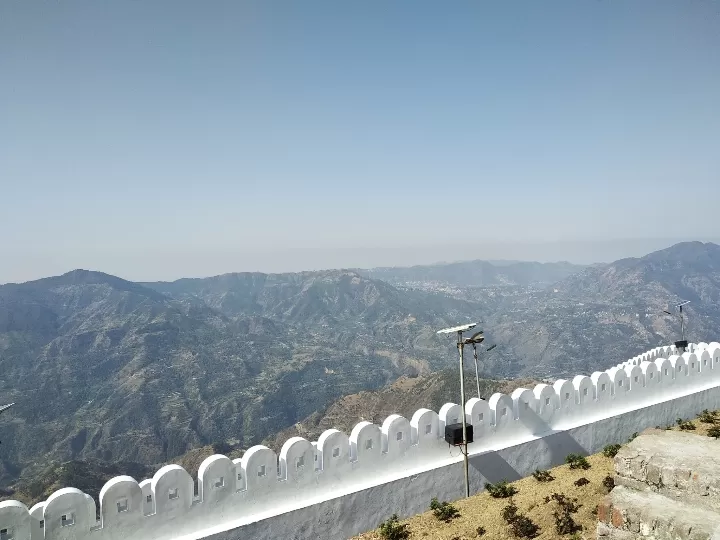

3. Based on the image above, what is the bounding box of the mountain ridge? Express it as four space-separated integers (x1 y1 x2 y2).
0 267 480 488
362 259 584 289
2 241 720 496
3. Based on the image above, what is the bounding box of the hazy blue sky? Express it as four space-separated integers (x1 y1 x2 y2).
1 1 719 283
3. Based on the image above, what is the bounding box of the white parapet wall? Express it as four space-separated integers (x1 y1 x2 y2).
2 342 720 540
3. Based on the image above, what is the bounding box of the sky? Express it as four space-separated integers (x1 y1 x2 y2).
1 1 719 283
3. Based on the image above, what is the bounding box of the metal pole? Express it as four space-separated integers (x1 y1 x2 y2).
680 305 685 342
473 344 481 400
458 330 470 498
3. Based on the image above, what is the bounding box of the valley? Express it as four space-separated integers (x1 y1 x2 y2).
1 241 719 504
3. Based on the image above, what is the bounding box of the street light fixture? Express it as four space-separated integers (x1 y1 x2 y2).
662 300 691 352
437 322 478 498
469 340 497 401
462 331 487 401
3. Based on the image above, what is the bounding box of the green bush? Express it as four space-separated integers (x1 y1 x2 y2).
551 493 581 513
378 514 410 540
531 469 554 482
698 409 718 424
602 444 622 458
678 420 696 431
485 480 518 498
429 497 460 522
501 499 519 523
553 508 579 535
510 514 540 538
565 454 590 470
476 526 486 536
551 493 582 535
627 432 639 442
708 426 720 439
602 475 615 491
574 477 590 487
501 500 540 538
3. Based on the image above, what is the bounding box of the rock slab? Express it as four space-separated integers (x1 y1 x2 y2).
598 429 720 539
598 486 720 540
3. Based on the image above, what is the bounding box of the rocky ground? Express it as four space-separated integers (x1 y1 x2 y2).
599 423 720 539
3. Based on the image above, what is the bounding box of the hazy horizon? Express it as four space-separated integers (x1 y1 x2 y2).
2 2 718 284
3 237 719 285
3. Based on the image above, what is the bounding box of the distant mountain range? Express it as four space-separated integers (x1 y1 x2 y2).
1 241 719 498
362 260 583 288
0 268 481 489
482 241 720 377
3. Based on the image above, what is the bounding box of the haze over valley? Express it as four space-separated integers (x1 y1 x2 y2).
2 241 720 505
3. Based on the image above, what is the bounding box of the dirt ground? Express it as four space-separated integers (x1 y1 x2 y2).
353 453 613 540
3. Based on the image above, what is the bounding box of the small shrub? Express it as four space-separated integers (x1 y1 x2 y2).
532 469 554 482
708 426 720 439
543 495 551 504
551 493 581 513
430 497 460 522
698 409 718 424
501 500 541 538
565 454 591 470
486 480 518 498
551 493 582 535
678 420 696 431
676 418 683 425
378 514 410 540
476 525 486 536
510 514 541 538
502 500 519 523
602 475 615 491
553 508 579 535
628 432 639 442
574 477 590 487
602 444 622 458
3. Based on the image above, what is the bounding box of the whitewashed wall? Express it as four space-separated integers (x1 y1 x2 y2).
2 342 720 540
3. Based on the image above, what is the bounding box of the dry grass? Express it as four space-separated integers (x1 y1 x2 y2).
353 408 720 540
658 408 720 437
353 453 613 540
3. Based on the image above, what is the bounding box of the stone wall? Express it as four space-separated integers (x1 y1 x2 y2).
1 342 719 540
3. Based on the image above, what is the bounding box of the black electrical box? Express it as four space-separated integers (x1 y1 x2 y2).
675 339 688 351
444 423 473 446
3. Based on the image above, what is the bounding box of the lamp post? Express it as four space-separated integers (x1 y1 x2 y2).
471 340 497 400
663 300 690 352
437 322 478 498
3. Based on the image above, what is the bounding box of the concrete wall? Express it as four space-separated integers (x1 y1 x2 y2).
2 342 719 540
